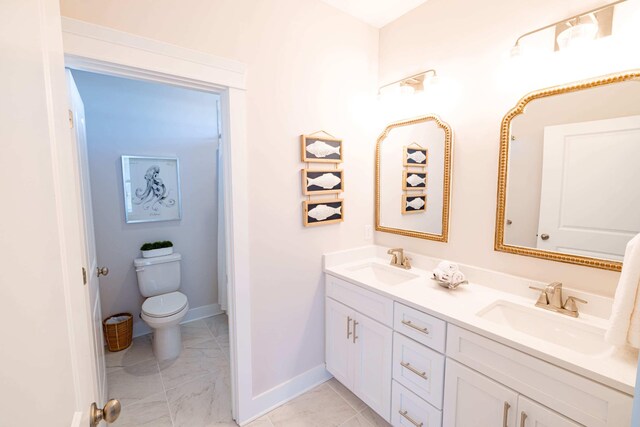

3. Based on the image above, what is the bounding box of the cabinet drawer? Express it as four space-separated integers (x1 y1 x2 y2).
393 332 445 409
447 325 632 427
326 274 393 327
392 380 442 427
394 302 446 353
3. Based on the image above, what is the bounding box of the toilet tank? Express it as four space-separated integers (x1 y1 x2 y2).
134 253 182 297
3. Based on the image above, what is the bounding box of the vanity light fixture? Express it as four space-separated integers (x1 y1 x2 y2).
510 0 622 56
378 69 438 96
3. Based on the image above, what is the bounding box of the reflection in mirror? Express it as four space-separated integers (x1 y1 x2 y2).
496 71 640 270
376 116 452 241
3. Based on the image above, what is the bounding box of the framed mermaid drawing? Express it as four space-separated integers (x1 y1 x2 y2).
121 155 182 223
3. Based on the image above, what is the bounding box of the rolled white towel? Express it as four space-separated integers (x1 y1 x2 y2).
433 268 451 283
451 271 466 285
437 260 459 275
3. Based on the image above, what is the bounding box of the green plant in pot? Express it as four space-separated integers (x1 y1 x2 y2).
140 240 174 258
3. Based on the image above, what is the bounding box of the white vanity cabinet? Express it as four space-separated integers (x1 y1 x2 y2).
326 277 393 421
443 360 517 427
324 274 633 427
517 396 582 427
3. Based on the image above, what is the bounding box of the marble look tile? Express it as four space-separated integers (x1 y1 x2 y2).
166 373 234 427
181 319 214 347
107 359 163 407
340 414 371 427
116 392 172 427
327 378 366 412
247 415 274 427
216 332 230 355
159 338 228 390
205 314 229 338
105 334 155 373
359 408 391 427
268 383 356 427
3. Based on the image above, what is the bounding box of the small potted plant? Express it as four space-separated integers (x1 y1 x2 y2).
140 240 174 258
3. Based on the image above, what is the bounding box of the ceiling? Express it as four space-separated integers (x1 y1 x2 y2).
320 0 429 28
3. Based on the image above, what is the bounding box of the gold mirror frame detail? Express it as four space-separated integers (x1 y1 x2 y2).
375 115 452 242
495 70 640 272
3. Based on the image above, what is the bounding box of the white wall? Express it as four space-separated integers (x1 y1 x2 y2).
377 0 640 297
71 70 220 321
60 0 379 395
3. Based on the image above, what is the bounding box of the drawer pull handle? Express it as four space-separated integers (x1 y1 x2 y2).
347 316 352 339
352 320 358 343
401 320 429 335
398 410 423 427
400 361 428 380
503 402 510 427
520 411 527 427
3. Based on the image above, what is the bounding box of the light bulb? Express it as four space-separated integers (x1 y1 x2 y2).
557 22 599 50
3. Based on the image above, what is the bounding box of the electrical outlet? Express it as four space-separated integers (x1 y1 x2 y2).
364 225 373 240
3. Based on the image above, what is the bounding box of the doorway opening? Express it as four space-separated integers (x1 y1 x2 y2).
67 68 234 425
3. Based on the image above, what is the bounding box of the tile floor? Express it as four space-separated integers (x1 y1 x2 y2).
107 314 390 427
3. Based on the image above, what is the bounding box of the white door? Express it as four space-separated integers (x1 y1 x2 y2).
326 298 355 388
537 115 640 260
352 313 393 422
67 70 111 425
443 359 518 427
517 396 581 427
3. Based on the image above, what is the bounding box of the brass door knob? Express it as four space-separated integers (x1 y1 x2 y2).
540 233 550 240
90 399 121 427
97 266 110 277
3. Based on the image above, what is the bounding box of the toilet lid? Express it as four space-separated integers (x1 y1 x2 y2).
142 292 188 318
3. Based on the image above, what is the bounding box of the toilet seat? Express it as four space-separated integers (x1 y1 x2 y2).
142 291 188 318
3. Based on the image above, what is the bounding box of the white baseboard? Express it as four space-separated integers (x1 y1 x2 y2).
132 303 223 338
239 364 332 425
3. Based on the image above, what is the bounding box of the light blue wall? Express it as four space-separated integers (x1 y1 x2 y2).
72 70 220 322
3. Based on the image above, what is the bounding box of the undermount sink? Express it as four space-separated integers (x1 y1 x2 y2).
345 262 419 286
477 300 610 355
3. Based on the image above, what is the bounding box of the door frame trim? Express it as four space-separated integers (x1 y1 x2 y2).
60 17 253 424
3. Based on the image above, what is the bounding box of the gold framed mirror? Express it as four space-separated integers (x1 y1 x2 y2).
375 115 452 241
495 70 640 271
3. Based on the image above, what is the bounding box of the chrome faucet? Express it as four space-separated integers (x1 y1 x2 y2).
387 248 412 269
529 282 588 317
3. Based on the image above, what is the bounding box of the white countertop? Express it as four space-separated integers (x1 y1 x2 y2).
324 246 638 396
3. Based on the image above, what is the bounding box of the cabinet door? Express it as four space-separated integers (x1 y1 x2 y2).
443 359 518 427
326 298 355 388
517 396 582 427
353 313 393 421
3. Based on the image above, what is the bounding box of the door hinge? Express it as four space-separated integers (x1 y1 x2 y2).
82 267 87 285
68 109 74 129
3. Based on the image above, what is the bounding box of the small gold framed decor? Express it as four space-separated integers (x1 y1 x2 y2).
402 171 427 191
402 194 427 214
302 199 344 226
300 134 343 163
403 146 428 167
301 169 344 195
301 130 344 227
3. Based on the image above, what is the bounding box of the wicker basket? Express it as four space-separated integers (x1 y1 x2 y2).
103 313 133 352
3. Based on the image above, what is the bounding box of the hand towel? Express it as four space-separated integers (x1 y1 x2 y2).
605 233 640 348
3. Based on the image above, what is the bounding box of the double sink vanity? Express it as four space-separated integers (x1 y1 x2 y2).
323 246 637 427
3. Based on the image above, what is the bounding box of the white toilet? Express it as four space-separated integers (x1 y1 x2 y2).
134 253 189 360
